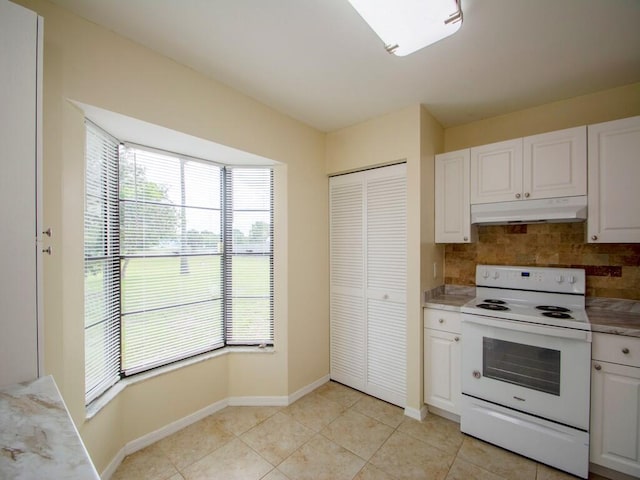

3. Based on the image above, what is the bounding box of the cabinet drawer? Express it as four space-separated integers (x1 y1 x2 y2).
593 333 640 367
424 308 461 333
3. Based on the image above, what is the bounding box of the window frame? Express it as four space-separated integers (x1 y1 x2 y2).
84 124 274 405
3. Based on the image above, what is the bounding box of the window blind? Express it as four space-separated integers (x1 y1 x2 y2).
224 168 274 345
120 146 224 375
84 122 121 404
84 126 275 401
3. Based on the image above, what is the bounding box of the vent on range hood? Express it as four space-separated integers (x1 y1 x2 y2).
471 196 587 225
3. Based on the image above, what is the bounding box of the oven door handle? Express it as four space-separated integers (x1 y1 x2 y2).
462 315 592 342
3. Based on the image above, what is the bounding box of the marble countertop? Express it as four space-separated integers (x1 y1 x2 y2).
586 307 640 338
424 294 474 311
423 284 475 312
423 286 640 337
0 375 99 479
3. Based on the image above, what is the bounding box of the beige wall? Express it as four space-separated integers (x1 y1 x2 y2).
418 107 445 410
14 0 640 472
326 105 443 412
445 82 640 151
16 0 328 473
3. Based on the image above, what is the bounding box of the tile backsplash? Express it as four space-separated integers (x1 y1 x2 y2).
444 223 640 300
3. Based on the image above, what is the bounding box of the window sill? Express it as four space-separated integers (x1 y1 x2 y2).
85 345 275 420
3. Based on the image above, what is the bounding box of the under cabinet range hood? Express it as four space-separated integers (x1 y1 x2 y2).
471 196 588 225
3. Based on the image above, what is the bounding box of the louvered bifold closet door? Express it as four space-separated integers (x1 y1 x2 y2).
329 163 407 407
365 163 407 407
329 174 366 390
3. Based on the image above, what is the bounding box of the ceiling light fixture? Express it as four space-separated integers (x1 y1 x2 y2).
347 0 463 56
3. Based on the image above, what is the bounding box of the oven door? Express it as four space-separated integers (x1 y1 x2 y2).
461 313 591 430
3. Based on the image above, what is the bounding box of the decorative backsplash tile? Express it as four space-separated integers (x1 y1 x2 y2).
444 223 640 300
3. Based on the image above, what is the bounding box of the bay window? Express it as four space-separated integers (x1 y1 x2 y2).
84 121 274 404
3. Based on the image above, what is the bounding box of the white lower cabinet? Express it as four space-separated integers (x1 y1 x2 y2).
590 333 640 478
424 308 461 416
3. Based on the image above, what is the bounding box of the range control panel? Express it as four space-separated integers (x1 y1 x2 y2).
475 265 586 295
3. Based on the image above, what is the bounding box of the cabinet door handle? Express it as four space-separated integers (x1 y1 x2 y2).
594 364 602 371
515 193 521 199
622 347 630 354
591 235 598 241
454 336 460 342
524 192 530 198
463 236 468 242
438 318 444 324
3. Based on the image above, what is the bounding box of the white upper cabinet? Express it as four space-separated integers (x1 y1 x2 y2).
435 149 476 243
470 138 523 204
587 115 640 243
470 127 586 205
524 126 587 199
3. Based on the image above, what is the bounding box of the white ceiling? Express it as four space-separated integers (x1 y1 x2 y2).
50 0 640 132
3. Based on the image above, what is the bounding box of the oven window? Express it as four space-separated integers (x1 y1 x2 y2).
483 337 560 396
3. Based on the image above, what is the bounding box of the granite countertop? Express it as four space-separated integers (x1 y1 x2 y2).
423 284 475 312
423 285 640 337
586 298 640 337
0 375 99 479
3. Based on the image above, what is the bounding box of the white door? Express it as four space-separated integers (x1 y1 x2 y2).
435 149 473 243
523 126 586 200
365 165 406 406
0 0 42 386
470 139 523 204
329 163 407 407
329 175 366 390
588 115 640 243
590 360 640 478
424 328 461 414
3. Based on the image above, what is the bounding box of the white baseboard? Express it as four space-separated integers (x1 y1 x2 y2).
425 404 460 423
125 398 229 455
228 395 288 406
288 374 330 404
101 448 125 480
404 405 428 421
589 462 638 480
100 375 329 479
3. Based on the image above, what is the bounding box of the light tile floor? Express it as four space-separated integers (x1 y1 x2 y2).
112 381 610 480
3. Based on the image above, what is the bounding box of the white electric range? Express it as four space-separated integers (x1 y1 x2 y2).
460 265 591 479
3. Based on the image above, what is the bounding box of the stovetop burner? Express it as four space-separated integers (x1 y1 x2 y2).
541 311 574 320
536 305 571 313
477 303 510 311
461 265 589 331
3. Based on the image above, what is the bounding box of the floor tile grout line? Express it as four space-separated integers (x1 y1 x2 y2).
116 381 596 480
